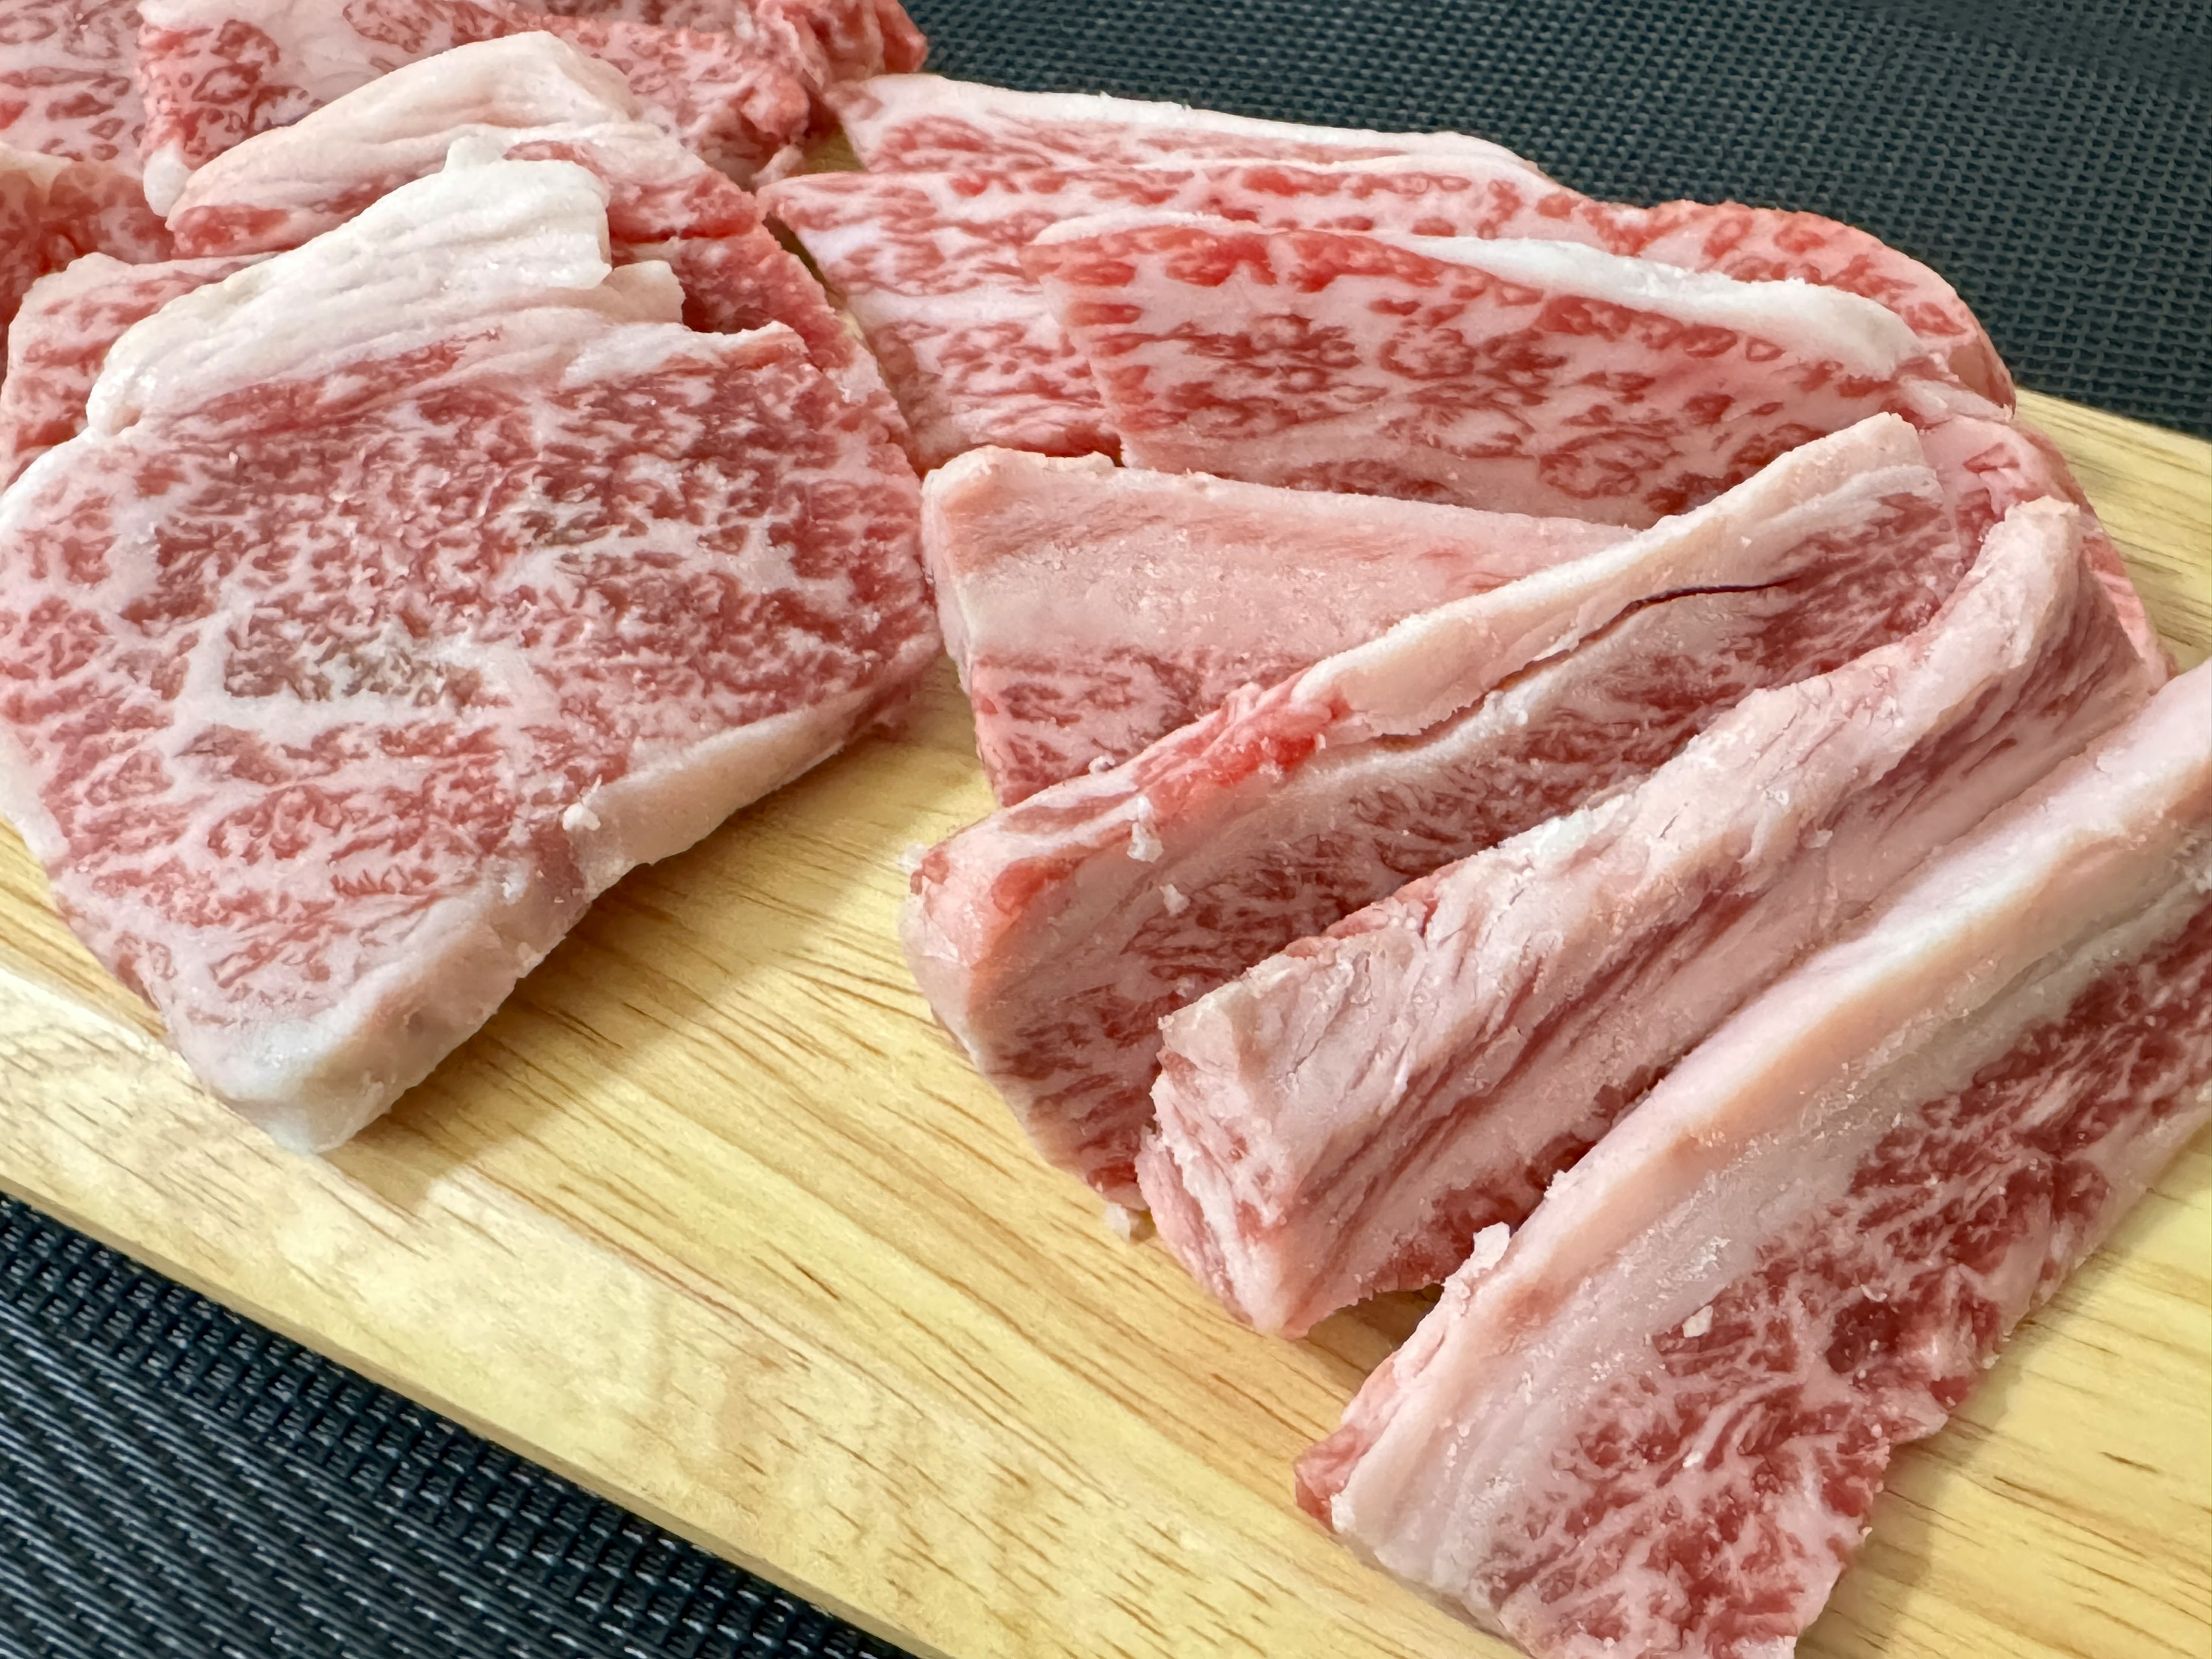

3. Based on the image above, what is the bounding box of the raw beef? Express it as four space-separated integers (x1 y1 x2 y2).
1028 212 1942 521
0 153 937 1149
531 0 925 81
1919 400 2164 668
1298 661 2212 1659
828 75 1541 176
0 251 256 484
1141 498 2160 1336
2 147 172 389
763 161 2005 463
159 36 904 450
0 0 144 168
133 0 824 206
925 448 1626 802
904 416 1960 1204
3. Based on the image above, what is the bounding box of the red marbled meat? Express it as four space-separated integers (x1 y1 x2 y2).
529 0 923 80
828 75 1541 176
0 155 936 1149
1141 498 2161 1336
925 449 1626 803
1299 662 2212 1659
1918 400 2164 668
763 162 2005 461
0 251 256 484
0 0 143 168
1 149 173 393
132 0 826 207
1028 211 1946 522
159 35 903 451
904 416 1960 1205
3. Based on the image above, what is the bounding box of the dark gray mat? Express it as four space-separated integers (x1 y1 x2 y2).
3 4 2205 1657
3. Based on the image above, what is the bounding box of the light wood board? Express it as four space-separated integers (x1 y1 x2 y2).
1 387 2206 1659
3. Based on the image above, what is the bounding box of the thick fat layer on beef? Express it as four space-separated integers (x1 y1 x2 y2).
1142 499 2161 1336
134 0 822 205
0 251 257 485
1300 666 2212 1659
829 75 1539 175
0 0 143 166
763 161 2006 461
158 37 903 452
1028 213 1938 522
903 416 1960 1203
925 449 1626 802
0 157 934 1150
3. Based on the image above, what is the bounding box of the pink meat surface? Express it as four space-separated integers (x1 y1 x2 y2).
527 0 925 78
1029 212 1947 521
0 0 143 166
759 0 923 80
1142 498 2161 1336
1299 663 2212 1659
763 162 2003 461
0 251 256 484
1919 400 2164 668
132 0 824 204
0 156 935 1149
925 449 1626 802
829 75 1540 175
159 36 904 453
1 150 173 386
904 416 1961 1204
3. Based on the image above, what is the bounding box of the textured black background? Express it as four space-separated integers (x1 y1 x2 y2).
3 4 2207 1657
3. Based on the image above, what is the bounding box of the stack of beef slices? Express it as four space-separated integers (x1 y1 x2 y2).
0 0 918 417
837 77 2206 1659
0 12 937 1149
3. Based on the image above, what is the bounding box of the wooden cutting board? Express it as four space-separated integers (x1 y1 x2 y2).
1 387 2206 1659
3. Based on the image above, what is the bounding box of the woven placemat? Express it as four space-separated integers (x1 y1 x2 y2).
3 4 2206 1657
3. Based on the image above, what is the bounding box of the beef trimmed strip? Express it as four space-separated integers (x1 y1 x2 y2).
133 0 832 205
762 159 2005 464
0 153 936 1150
1142 497 2161 1336
1299 661 2212 1659
827 74 1542 175
1028 211 1942 522
157 35 905 454
923 449 1626 803
904 415 1960 1205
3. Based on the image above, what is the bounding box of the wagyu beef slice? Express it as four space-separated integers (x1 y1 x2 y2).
1028 213 1937 522
1300 662 2212 1659
0 156 935 1149
2 148 173 382
160 36 904 452
923 449 1626 802
828 75 1542 175
134 0 823 205
0 0 144 168
1918 400 2164 669
904 416 1961 1204
0 252 257 485
1141 498 2160 1336
764 158 2005 464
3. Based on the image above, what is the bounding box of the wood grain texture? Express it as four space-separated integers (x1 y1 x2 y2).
1 396 2206 1659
